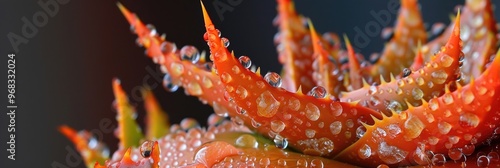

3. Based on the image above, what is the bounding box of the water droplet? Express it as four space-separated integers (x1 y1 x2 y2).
477 86 488 95
305 103 320 121
329 102 343 116
251 118 261 128
264 72 282 87
274 134 288 149
431 70 448 84
442 93 454 105
180 118 199 130
296 159 308 167
330 121 342 135
404 115 425 140
432 154 446 166
160 42 177 54
381 27 394 42
412 147 432 165
459 51 465 62
427 81 434 88
235 86 248 99
310 159 324 168
256 91 280 118
448 148 462 160
238 56 252 69
416 77 424 86
202 76 213 89
163 73 179 92
377 142 408 164
428 99 439 111
288 97 301 111
487 152 499 162
180 45 200 63
438 121 452 134
346 119 354 128
387 101 403 113
412 88 424 100
431 22 446 37
170 62 184 76
271 120 286 133
140 140 154 158
462 90 475 104
459 113 479 128
220 72 232 84
440 54 454 67
187 82 203 95
402 68 412 77
305 129 316 138
358 144 372 159
460 144 474 157
426 136 439 145
221 37 230 48
477 155 490 167
308 86 327 98
235 134 258 148
207 114 224 126
356 126 366 138
369 96 381 106
213 101 229 117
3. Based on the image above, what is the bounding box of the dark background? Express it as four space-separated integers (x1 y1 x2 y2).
0 0 498 167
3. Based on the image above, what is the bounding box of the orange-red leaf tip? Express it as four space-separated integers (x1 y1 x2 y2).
200 1 213 27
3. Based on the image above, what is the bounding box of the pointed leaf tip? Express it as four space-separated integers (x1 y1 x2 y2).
308 19 322 54
200 1 213 27
117 3 135 25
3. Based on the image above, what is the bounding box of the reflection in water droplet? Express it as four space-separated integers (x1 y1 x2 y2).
377 142 408 164
402 68 412 77
274 134 288 149
358 144 371 159
387 101 403 113
270 120 286 133
459 113 479 128
238 56 252 69
462 90 475 104
305 129 316 138
448 148 462 161
140 140 154 158
187 82 203 96
428 99 439 111
180 45 200 63
356 126 366 138
477 155 490 167
308 86 327 98
288 97 301 111
264 72 282 87
221 72 232 84
440 54 454 67
256 91 280 118
438 121 452 134
180 118 199 130
305 103 320 121
163 73 179 92
431 70 448 84
330 102 343 116
431 154 446 166
235 86 248 99
330 121 342 135
412 88 424 100
404 115 425 140
221 37 230 48
235 134 258 148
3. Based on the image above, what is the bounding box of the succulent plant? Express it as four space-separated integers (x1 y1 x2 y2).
61 0 500 167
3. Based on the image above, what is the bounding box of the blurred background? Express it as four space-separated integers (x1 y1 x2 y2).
0 0 498 167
